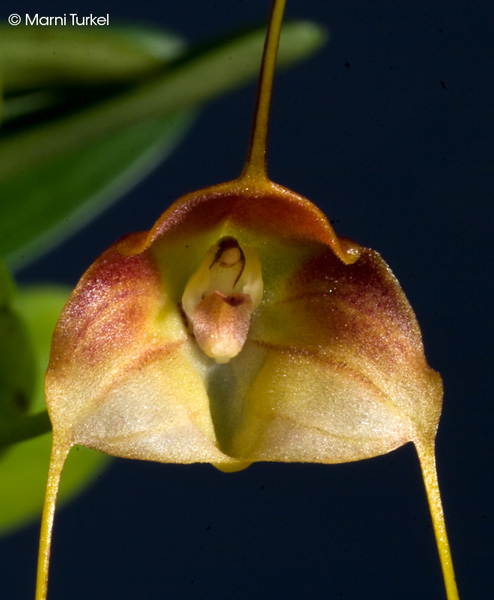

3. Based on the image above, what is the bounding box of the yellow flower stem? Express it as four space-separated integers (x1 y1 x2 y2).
35 439 71 600
415 441 460 600
241 0 287 182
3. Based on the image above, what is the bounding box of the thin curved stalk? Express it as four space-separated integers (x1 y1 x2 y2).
35 439 71 600
241 0 287 181
416 440 459 600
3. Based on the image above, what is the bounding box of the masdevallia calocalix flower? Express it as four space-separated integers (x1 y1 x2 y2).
36 2 459 599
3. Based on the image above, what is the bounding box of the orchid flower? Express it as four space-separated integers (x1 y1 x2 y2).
36 1 459 599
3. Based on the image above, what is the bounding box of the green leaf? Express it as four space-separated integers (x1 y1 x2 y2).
0 261 36 424
0 21 326 268
0 286 110 535
0 23 194 269
12 286 71 415
0 311 35 421
2 110 197 269
0 260 15 305
0 24 185 94
0 24 185 127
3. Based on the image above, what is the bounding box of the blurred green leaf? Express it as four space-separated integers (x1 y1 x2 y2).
0 24 185 126
0 23 194 268
0 21 326 268
0 24 185 94
12 286 69 415
2 110 196 269
0 311 35 422
0 261 36 425
0 260 15 304
0 286 110 534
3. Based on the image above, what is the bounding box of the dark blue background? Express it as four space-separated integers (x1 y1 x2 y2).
1 1 492 599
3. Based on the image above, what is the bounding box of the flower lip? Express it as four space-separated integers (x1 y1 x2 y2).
182 236 263 363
